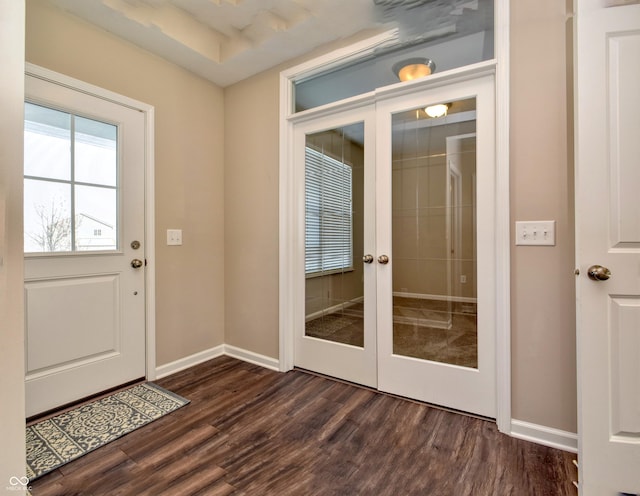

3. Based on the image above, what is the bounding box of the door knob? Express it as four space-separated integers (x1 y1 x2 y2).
587 265 611 281
363 254 374 264
131 259 144 269
378 255 389 264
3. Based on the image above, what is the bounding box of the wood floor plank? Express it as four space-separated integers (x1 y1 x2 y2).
29 356 577 495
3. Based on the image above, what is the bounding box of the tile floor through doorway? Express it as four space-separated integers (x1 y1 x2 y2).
305 296 478 368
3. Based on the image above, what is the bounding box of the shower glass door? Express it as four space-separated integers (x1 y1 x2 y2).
376 75 496 418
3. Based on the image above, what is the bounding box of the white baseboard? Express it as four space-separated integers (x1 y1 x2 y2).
155 345 225 379
155 344 280 379
510 419 578 453
224 345 280 371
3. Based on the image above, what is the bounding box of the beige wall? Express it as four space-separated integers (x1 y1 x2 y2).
0 0 27 485
225 1 577 433
25 0 226 366
510 0 576 432
223 69 280 357
223 30 380 357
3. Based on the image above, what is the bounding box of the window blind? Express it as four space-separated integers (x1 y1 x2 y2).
305 147 353 276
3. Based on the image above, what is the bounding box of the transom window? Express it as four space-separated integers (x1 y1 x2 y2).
24 102 118 253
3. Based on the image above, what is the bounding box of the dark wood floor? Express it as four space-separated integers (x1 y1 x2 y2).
30 356 577 495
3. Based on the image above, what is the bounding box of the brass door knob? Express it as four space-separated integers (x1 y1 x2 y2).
587 265 611 281
363 254 374 264
378 255 389 264
131 259 144 269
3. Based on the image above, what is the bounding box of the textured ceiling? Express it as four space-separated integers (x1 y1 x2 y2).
46 0 383 87
45 0 487 87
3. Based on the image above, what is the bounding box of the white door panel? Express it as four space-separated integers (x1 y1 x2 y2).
25 275 120 372
576 1 640 493
24 74 146 417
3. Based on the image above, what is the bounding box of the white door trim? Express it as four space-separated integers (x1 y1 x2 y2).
25 63 157 382
279 0 510 432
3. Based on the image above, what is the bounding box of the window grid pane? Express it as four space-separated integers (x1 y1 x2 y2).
24 103 119 254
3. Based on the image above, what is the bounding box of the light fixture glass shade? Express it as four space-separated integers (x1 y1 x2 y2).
392 58 436 82
425 103 449 118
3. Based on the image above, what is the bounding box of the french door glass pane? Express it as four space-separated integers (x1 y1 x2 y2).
305 123 365 347
391 98 478 368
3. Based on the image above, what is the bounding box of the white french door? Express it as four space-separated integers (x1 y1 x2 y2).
376 74 496 418
24 72 147 417
293 73 496 418
294 106 378 387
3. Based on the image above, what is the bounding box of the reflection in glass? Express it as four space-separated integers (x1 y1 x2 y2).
75 116 117 187
305 123 365 347
24 103 71 181
23 103 119 254
391 98 478 368
294 0 494 112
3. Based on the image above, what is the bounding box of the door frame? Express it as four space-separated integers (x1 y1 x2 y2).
25 63 157 382
279 0 511 432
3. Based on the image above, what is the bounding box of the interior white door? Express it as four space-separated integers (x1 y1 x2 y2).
376 74 496 418
575 1 640 494
24 74 146 417
293 106 377 387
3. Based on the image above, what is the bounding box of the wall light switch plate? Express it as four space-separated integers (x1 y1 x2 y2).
515 221 556 246
167 229 182 246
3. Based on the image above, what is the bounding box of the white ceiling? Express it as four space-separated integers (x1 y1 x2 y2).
46 0 384 87
45 0 487 88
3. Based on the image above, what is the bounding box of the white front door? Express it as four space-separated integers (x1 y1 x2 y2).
294 73 496 418
575 1 640 494
24 73 147 417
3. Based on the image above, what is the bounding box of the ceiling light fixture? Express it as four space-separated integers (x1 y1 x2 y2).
392 57 436 82
425 103 449 118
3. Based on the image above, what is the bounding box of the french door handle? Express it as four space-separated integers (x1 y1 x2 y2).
378 255 389 264
363 254 374 264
